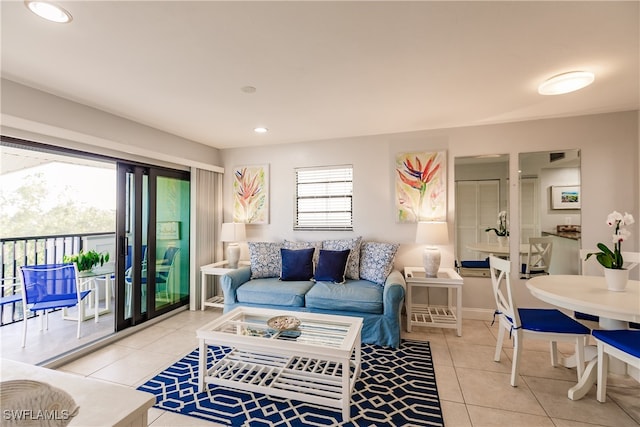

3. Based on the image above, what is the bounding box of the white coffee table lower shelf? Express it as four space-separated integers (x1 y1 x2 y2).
197 307 363 421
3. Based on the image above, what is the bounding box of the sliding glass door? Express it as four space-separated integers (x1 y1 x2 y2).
115 163 190 331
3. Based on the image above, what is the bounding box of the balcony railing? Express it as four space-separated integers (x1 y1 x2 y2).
0 232 115 326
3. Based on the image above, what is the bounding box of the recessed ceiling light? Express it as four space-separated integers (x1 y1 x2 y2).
254 127 268 134
538 71 594 95
25 1 73 23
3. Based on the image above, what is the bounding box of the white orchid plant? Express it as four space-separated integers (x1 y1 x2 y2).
585 211 635 269
485 210 509 237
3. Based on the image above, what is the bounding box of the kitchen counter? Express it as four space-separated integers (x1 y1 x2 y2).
542 230 581 240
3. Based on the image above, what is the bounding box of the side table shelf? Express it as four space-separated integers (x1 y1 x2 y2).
404 267 464 336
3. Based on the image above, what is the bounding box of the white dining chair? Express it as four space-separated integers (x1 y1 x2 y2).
592 329 640 403
521 236 553 279
489 256 591 386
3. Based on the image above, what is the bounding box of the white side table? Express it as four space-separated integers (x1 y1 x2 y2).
200 260 249 310
404 267 464 336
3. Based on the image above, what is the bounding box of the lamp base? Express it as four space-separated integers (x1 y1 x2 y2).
423 247 441 278
227 244 240 269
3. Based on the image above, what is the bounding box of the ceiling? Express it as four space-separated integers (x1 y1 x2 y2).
1 1 638 150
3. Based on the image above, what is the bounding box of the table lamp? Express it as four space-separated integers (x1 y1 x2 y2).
416 221 449 277
220 222 246 269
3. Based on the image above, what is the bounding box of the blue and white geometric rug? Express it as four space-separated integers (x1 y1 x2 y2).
137 339 444 426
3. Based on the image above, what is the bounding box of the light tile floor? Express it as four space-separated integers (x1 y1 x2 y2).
37 311 640 426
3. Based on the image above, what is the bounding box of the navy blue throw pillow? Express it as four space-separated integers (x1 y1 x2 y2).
314 249 351 284
280 248 314 281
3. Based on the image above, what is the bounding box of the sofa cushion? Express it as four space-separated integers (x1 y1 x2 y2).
248 242 282 279
236 278 314 307
280 248 314 281
359 241 399 285
322 236 362 280
314 249 350 284
305 279 383 314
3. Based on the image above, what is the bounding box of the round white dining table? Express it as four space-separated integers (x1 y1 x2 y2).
527 275 640 326
466 242 534 257
527 275 640 400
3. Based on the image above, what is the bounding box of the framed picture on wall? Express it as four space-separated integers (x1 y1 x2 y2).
551 185 581 210
395 151 447 222
233 164 269 224
157 221 180 240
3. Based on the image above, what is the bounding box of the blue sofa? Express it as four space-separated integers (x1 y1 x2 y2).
220 266 406 348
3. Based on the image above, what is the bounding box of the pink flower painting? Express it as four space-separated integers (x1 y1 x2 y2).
233 164 269 223
395 151 446 222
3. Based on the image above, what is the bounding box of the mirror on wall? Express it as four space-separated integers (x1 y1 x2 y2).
454 154 509 276
519 149 581 275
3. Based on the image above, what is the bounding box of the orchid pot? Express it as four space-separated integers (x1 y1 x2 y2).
603 267 629 292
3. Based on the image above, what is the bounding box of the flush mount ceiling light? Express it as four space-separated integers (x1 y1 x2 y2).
538 71 594 95
254 127 268 134
25 1 72 23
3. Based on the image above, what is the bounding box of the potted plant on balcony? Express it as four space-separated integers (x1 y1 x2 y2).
64 250 110 272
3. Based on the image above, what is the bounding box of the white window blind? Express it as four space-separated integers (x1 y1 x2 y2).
295 165 353 230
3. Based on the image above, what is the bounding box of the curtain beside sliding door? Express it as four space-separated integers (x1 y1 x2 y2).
191 168 223 309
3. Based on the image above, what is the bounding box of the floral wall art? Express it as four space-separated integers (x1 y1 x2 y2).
395 151 447 222
233 164 269 224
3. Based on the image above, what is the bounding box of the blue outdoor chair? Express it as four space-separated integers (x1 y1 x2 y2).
0 279 23 321
19 263 94 347
489 256 590 386
592 329 640 402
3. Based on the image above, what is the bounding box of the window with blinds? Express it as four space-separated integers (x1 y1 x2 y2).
295 165 353 231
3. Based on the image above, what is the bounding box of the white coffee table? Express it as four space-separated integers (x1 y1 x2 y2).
197 307 362 421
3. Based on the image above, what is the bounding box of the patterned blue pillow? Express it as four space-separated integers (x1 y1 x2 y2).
322 236 362 280
283 240 321 266
248 242 282 279
359 241 399 285
280 248 314 281
314 249 351 284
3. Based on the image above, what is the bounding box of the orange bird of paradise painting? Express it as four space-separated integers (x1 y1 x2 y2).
233 164 269 224
395 151 446 222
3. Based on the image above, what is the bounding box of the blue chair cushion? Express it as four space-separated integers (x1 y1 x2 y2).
575 311 599 322
461 258 490 268
592 329 640 358
574 312 640 329
521 263 545 274
518 308 590 335
280 248 314 281
314 249 350 284
305 279 383 314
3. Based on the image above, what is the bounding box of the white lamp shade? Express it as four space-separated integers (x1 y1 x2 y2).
415 221 449 246
220 223 246 242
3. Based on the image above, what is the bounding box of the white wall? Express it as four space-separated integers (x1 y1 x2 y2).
2 79 637 316
221 111 639 315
